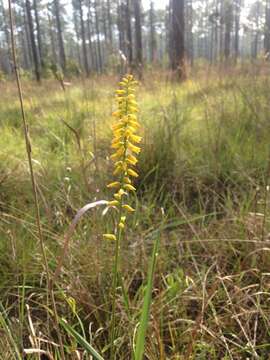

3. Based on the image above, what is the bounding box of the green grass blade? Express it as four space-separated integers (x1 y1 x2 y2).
59 317 104 360
0 301 22 360
134 234 160 360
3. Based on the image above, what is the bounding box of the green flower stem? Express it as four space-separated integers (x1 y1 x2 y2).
110 211 123 360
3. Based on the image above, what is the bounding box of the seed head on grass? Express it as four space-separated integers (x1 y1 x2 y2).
103 74 141 239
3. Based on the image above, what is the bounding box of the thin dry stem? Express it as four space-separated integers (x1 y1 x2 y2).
7 2 65 357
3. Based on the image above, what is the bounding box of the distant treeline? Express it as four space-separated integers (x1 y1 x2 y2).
0 0 270 80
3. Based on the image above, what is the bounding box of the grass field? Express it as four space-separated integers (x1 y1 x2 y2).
1 66 270 359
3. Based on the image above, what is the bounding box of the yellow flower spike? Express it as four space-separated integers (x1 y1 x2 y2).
107 182 121 189
103 234 116 241
122 204 135 212
127 169 139 177
106 74 140 241
106 75 141 355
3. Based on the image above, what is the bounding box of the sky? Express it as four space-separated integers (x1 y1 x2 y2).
1 0 259 22
142 0 168 9
141 0 254 20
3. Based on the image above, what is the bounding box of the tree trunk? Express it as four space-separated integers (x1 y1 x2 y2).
54 0 66 72
47 10 58 65
234 0 241 62
171 0 185 80
219 0 224 59
253 1 260 60
265 0 270 57
73 4 83 70
33 0 42 66
87 3 96 71
0 0 12 73
126 0 133 66
21 25 31 69
224 0 233 61
102 0 108 42
149 1 157 63
107 0 113 45
186 0 193 66
78 0 90 75
94 0 103 73
134 0 143 77
25 0 41 81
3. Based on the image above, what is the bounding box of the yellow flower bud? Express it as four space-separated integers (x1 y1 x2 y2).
129 106 138 113
127 168 139 177
114 188 126 200
115 90 125 95
107 182 121 189
112 111 121 117
126 154 138 165
128 143 141 154
129 134 142 143
129 120 140 128
113 166 123 176
103 234 116 241
112 122 124 131
118 222 125 229
122 204 135 212
124 184 136 191
124 177 131 184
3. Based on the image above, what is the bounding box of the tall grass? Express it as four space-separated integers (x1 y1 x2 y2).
1 65 270 358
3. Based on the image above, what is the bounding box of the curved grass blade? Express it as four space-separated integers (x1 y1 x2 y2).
59 317 104 360
53 200 108 284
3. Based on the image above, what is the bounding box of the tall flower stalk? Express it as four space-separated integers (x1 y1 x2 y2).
103 75 141 359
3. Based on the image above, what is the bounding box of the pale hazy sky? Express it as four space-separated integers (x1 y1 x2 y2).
141 0 254 10
142 0 168 10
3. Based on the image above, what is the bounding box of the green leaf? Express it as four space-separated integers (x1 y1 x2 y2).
0 301 22 360
134 235 160 360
